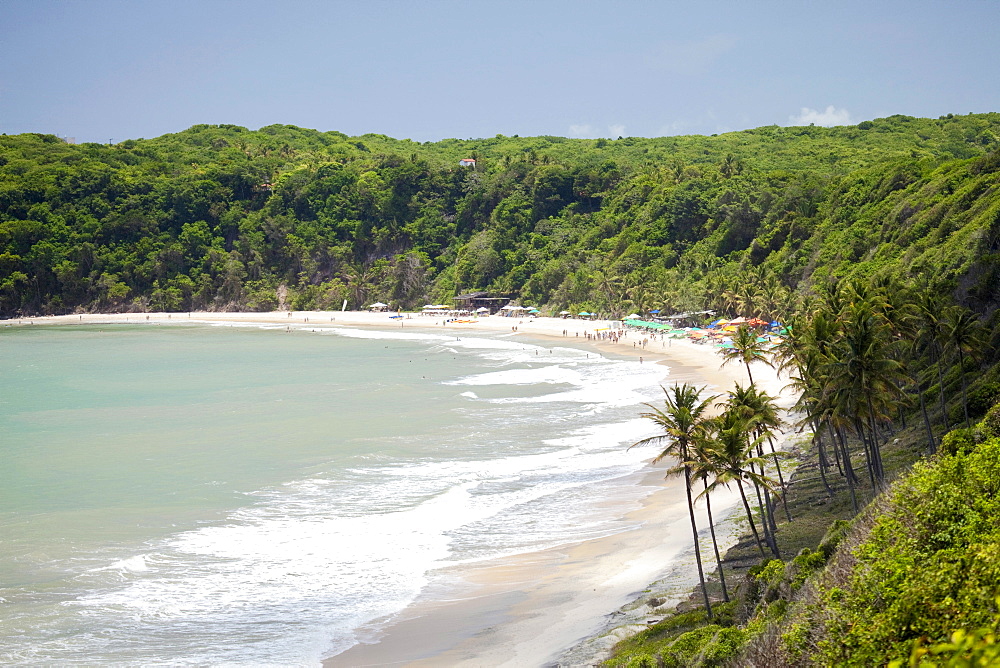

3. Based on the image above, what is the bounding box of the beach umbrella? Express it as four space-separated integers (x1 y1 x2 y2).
625 313 641 319
476 307 489 312
578 311 591 316
559 310 571 315
650 309 660 313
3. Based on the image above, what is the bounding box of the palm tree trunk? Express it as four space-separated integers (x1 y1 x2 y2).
701 478 729 602
919 389 936 454
736 478 767 558
836 426 859 514
958 348 971 429
684 466 713 619
828 422 844 477
766 435 793 522
855 418 877 490
814 424 834 498
864 396 886 484
750 473 771 547
765 492 781 556
749 462 780 557
935 343 949 430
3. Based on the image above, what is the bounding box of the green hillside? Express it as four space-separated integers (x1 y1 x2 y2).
2 113 998 319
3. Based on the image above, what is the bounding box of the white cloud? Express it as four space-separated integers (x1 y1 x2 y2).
788 106 853 127
569 124 598 138
569 123 626 138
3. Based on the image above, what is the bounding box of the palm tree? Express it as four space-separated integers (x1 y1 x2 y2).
630 384 718 618
945 305 984 429
728 382 792 522
702 407 781 558
720 324 773 386
779 308 864 511
824 301 906 485
916 291 952 431
674 438 731 603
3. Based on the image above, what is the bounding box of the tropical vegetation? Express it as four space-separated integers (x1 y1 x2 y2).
4 112 1000 665
609 273 1000 665
2 113 999 323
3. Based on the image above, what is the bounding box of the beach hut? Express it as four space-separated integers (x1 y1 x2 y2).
500 304 532 317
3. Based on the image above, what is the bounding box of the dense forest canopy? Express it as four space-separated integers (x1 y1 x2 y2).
2 113 999 320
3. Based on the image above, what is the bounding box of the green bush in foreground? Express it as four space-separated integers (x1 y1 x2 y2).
783 437 1000 666
890 606 1000 667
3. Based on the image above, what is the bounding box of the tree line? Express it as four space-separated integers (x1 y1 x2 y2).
2 114 999 325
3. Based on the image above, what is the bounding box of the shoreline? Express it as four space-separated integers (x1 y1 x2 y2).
10 310 792 666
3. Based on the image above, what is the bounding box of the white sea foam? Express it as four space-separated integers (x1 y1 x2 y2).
445 364 583 386
322 326 447 343
4 324 677 666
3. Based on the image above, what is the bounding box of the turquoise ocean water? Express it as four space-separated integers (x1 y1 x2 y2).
1 321 670 665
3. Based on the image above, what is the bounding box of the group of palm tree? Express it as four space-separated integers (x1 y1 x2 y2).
630 380 786 620
630 274 990 618
775 277 988 511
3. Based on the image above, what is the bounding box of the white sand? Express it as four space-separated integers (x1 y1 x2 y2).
15 310 794 666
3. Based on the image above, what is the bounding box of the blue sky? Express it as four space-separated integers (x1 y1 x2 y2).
2 0 998 143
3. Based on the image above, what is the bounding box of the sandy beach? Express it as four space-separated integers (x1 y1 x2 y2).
11 310 794 666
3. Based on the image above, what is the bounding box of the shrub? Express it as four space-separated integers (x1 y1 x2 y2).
978 402 1000 439
817 519 851 559
940 427 976 455
967 381 1000 418
789 549 827 591
699 627 746 665
782 438 1000 666
624 653 657 668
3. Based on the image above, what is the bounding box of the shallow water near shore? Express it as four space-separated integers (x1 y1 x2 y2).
0 321 670 665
